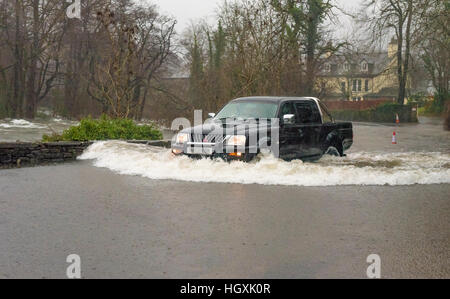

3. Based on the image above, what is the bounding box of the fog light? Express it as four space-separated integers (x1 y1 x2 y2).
172 149 183 155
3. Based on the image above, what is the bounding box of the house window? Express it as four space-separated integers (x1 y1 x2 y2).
365 79 369 92
343 62 350 72
353 79 363 92
361 61 368 72
325 63 331 73
341 82 346 92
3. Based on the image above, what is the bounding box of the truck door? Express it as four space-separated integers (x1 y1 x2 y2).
318 101 337 153
279 101 302 160
294 101 323 158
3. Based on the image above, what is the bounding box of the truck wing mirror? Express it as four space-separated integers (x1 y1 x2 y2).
208 113 216 118
283 114 295 125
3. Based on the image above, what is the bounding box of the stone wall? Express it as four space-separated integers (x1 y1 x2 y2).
0 140 172 169
0 142 93 169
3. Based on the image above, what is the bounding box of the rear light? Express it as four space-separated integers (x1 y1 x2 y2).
229 152 243 157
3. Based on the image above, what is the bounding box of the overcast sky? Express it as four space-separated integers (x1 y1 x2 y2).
147 0 365 35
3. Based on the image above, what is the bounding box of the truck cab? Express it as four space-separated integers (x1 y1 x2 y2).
277 97 353 161
172 97 353 162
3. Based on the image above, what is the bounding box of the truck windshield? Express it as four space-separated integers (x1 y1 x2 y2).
215 102 279 120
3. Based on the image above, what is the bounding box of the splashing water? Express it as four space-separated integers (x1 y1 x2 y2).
0 118 80 142
0 119 47 129
79 141 450 186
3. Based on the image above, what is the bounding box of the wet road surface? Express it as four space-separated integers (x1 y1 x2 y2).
0 118 449 278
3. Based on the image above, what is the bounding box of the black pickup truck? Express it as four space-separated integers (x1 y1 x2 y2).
172 97 353 162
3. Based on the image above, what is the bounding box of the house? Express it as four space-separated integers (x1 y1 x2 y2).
318 38 401 102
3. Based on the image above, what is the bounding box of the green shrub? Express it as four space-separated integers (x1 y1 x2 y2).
373 102 403 113
421 91 450 115
43 115 163 142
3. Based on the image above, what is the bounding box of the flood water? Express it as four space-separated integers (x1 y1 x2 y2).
0 117 449 278
0 118 173 142
1 116 449 186
78 117 449 187
0 118 78 142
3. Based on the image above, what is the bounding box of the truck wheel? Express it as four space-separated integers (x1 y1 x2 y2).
325 142 343 157
244 153 257 162
325 146 340 157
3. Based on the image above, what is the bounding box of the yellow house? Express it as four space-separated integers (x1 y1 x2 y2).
318 39 400 102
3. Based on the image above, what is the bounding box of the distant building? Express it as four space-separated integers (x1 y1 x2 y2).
318 38 402 102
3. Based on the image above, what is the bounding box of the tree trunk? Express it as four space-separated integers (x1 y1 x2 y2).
11 0 24 118
396 20 405 105
131 83 142 120
445 101 450 131
400 0 413 106
25 0 40 119
304 0 320 96
137 85 150 121
64 21 81 117
305 42 316 95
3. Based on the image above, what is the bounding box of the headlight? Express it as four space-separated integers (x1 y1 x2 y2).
226 135 246 146
176 133 190 144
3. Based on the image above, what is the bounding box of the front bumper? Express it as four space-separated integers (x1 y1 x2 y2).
172 142 256 162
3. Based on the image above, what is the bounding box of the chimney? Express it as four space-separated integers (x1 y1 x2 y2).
388 37 398 58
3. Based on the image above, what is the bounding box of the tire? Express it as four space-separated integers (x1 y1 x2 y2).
325 141 343 157
325 146 340 157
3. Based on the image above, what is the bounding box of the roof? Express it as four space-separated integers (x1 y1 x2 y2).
320 52 391 77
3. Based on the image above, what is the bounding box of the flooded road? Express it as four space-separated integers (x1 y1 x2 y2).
79 141 450 186
0 117 449 278
0 118 78 142
0 118 174 142
77 117 450 186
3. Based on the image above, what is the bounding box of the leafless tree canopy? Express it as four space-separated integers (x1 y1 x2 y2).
359 0 449 105
183 0 340 116
0 0 448 121
0 0 175 119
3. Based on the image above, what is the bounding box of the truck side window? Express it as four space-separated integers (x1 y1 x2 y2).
319 102 333 123
295 102 322 124
280 102 296 118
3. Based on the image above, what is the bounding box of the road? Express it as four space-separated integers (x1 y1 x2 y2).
0 118 449 278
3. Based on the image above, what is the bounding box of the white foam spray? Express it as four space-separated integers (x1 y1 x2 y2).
0 119 47 129
79 141 450 186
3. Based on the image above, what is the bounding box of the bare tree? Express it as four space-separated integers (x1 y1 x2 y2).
417 0 449 100
182 0 341 115
0 0 66 118
0 0 176 120
86 1 175 119
129 5 176 120
87 5 141 118
360 0 420 105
